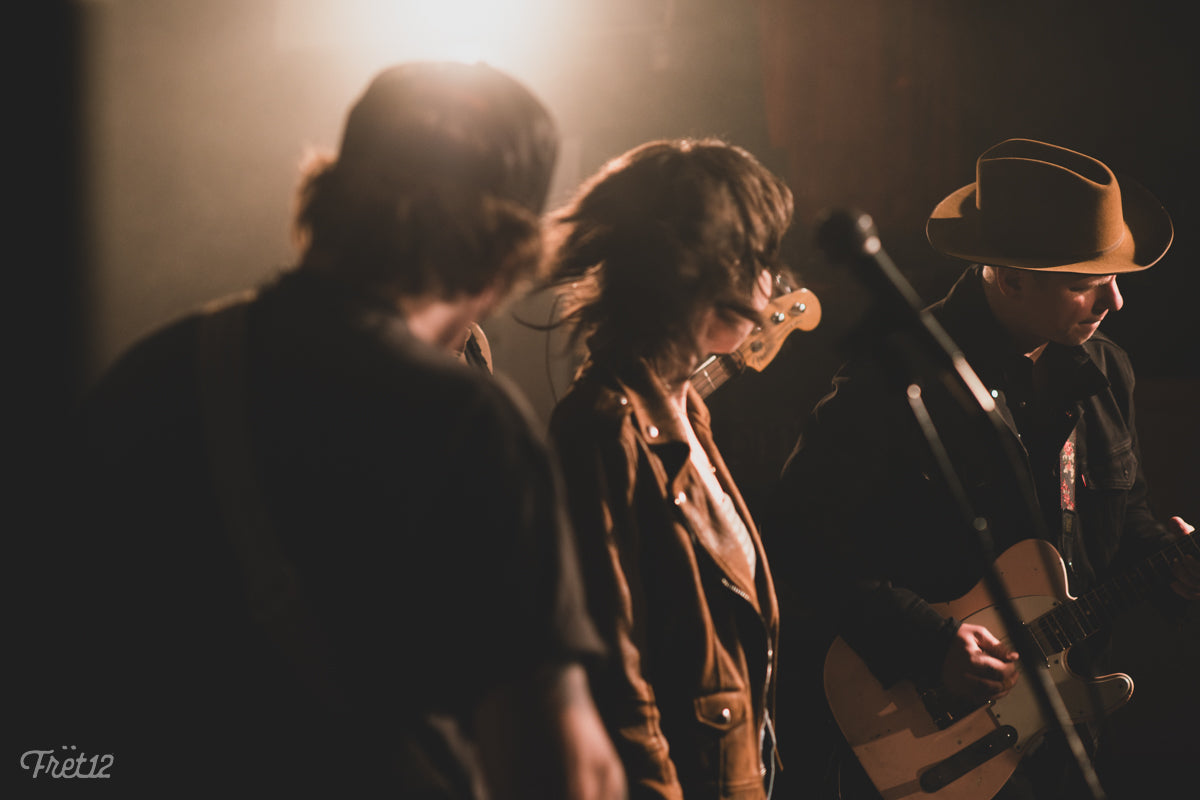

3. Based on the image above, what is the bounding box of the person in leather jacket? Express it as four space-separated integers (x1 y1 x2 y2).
545 138 794 800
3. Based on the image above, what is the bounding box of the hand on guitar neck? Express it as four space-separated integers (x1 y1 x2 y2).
1167 516 1200 600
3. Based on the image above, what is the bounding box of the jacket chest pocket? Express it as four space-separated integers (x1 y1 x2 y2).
692 690 763 796
1076 436 1137 567
1082 437 1136 492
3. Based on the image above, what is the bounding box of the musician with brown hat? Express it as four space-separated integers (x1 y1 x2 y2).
771 139 1198 799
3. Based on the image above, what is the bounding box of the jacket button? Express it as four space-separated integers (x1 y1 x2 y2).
720 707 732 723
619 396 628 406
674 492 687 505
647 424 659 438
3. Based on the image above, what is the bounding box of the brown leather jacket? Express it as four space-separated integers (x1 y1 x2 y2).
550 357 780 800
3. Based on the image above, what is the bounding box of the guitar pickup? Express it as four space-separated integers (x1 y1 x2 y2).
920 687 986 729
918 725 1017 793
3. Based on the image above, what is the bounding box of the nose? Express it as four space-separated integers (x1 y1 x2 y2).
1096 278 1123 314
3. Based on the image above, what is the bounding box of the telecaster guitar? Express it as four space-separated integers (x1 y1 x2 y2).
689 287 822 399
824 534 1198 800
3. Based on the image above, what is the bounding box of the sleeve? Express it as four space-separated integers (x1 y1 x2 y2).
463 380 607 676
769 363 960 690
1099 348 1191 616
549 400 686 800
1111 352 1175 552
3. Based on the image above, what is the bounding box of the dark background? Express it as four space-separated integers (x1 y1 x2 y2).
29 0 1198 794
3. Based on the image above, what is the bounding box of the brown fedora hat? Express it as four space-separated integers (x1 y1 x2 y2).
926 139 1173 273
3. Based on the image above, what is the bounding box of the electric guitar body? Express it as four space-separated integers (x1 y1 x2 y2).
824 535 1196 800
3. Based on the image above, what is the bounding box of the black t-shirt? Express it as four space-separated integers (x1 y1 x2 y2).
42 269 601 794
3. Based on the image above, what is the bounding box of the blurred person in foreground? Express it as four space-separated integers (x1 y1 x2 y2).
52 61 624 798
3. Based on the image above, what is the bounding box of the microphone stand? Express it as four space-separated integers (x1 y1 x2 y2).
816 209 1105 800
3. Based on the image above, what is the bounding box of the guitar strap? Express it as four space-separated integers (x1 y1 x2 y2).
195 292 347 712
1059 425 1080 578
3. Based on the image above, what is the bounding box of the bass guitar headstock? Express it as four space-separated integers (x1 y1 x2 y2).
739 287 822 372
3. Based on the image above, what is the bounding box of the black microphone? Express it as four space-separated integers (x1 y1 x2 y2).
815 208 926 317
815 208 995 411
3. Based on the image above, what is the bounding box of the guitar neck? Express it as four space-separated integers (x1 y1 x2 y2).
1027 535 1199 656
690 352 744 399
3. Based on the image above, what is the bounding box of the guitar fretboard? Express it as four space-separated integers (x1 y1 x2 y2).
1026 535 1199 657
690 353 743 399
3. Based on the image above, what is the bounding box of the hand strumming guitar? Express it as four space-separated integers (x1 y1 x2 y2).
940 623 1021 704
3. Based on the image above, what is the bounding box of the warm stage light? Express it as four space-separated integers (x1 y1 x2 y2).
277 0 571 79
372 0 552 64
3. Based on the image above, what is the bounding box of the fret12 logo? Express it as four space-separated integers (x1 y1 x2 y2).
20 746 113 779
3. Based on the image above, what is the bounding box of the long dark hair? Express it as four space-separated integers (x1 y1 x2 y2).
546 138 793 378
294 61 559 302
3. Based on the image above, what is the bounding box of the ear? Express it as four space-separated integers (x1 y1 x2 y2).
993 266 1025 298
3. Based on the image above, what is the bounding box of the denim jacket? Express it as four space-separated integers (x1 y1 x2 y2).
774 266 1177 689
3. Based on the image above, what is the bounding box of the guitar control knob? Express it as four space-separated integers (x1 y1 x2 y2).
751 341 764 352
771 311 785 324
792 302 807 314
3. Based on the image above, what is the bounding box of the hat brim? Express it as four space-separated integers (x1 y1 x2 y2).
926 173 1173 273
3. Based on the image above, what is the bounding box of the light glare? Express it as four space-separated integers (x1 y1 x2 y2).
277 0 566 72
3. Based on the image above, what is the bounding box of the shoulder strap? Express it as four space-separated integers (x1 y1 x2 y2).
1058 425 1080 580
195 292 346 711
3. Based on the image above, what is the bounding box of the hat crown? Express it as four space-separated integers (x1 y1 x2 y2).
926 138 1172 273
976 139 1126 261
